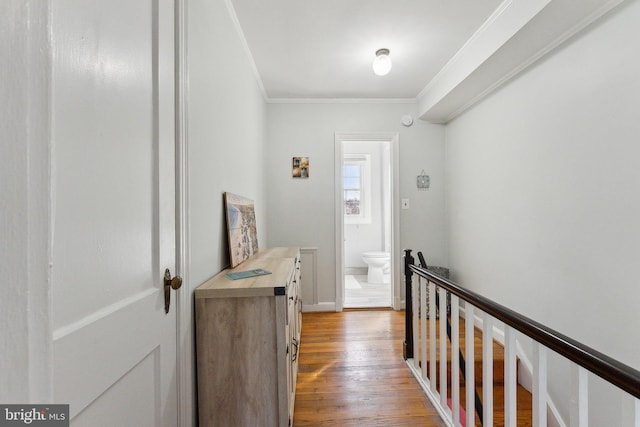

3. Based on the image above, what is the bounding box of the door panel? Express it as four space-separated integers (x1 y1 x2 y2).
51 0 177 424
52 0 156 328
70 349 158 426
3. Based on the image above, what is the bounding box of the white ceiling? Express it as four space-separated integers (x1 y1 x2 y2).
229 0 503 99
227 0 623 122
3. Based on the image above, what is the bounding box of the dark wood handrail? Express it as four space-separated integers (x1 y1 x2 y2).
405 253 640 400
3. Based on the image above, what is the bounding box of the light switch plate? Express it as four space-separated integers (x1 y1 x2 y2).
401 199 410 209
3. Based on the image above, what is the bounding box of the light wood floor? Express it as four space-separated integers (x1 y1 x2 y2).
293 310 446 426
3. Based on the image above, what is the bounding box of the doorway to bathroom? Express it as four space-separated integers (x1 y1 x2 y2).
334 133 400 311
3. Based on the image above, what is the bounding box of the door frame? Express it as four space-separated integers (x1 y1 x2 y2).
175 0 194 424
2 0 53 403
334 133 401 312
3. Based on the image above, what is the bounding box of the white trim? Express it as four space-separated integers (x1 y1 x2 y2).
343 154 372 225
532 342 548 427
334 138 344 311
175 0 193 424
1 0 53 403
391 136 400 310
299 247 318 306
621 397 640 427
505 326 518 426
267 98 417 104
53 288 158 340
221 0 268 100
482 315 494 427
406 360 456 427
302 303 337 313
334 133 400 312
465 305 476 426
570 366 589 427
30 0 54 401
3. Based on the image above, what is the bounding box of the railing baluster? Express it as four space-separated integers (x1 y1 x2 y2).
465 303 475 427
483 313 494 427
451 295 460 426
429 281 437 394
570 365 588 427
533 342 547 427
505 325 517 427
421 277 427 382
622 396 640 427
412 276 420 372
439 287 448 408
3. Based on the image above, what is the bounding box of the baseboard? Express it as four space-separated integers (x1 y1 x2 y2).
302 302 336 312
406 359 456 427
345 267 367 276
547 398 567 427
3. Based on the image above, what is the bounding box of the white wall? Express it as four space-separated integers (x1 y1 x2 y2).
445 1 640 424
186 0 267 421
187 0 268 287
266 102 446 305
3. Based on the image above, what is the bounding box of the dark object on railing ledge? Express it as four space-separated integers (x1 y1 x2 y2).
416 252 450 318
403 249 640 400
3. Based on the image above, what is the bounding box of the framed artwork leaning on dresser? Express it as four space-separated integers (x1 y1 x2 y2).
223 192 259 268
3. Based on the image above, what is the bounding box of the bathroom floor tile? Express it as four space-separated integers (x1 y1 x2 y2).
344 275 392 308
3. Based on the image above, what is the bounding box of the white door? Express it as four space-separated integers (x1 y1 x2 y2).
51 0 178 425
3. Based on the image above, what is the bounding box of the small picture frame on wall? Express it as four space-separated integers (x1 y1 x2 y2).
292 157 309 178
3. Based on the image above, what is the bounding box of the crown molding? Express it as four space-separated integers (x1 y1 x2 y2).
266 97 417 105
222 0 268 100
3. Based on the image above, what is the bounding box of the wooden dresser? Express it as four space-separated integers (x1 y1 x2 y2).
195 247 302 427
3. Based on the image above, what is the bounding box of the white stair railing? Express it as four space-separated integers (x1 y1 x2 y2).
403 249 640 427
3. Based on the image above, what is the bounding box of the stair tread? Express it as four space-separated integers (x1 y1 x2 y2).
418 319 505 358
417 318 511 385
450 384 533 427
414 317 533 427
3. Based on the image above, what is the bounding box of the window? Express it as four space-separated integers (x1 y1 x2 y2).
343 154 371 224
344 163 361 216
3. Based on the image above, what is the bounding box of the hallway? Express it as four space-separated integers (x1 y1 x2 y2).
293 310 445 426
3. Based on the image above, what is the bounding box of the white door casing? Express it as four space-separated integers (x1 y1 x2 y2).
51 0 178 424
334 133 401 312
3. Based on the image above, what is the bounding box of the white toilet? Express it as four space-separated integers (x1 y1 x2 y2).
362 251 391 284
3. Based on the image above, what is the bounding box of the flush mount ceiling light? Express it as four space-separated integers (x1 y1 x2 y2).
372 48 392 76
